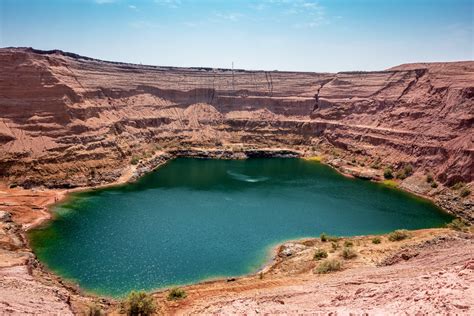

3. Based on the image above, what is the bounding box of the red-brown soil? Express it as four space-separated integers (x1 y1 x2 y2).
1 48 472 189
0 48 473 315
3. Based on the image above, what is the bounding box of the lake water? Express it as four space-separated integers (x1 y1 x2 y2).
29 158 452 296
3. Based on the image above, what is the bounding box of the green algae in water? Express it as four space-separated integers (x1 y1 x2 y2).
29 158 452 296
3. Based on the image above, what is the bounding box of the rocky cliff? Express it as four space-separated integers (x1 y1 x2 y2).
0 48 473 188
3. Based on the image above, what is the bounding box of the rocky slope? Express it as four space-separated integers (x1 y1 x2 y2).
0 48 472 190
0 48 473 314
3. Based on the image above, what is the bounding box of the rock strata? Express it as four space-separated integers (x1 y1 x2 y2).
0 48 472 189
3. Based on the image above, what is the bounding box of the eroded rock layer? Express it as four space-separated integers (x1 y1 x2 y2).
0 48 473 188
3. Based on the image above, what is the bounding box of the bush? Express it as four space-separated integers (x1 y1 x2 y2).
122 291 155 316
426 174 434 183
371 237 381 244
167 288 187 301
331 242 340 251
320 233 328 242
460 187 471 198
388 230 409 241
383 168 393 179
343 240 353 247
320 233 339 242
396 164 413 180
130 156 140 165
341 247 357 259
313 248 328 260
431 182 438 188
446 218 470 232
316 259 342 274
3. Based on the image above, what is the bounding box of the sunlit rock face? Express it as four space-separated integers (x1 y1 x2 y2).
0 48 473 187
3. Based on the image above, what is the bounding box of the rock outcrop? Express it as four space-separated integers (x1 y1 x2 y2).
0 48 472 189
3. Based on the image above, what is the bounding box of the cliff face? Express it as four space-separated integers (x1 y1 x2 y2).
0 48 473 187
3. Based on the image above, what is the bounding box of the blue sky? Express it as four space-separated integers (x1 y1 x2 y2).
1 0 472 71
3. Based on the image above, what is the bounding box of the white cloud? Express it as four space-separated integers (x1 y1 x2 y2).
129 5 137 10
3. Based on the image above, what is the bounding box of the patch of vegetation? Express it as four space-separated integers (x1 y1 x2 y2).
383 167 394 179
167 288 187 301
343 240 353 247
316 259 342 274
320 233 328 242
396 164 414 180
446 218 470 232
321 233 341 243
382 179 398 188
452 182 465 190
306 156 323 162
341 247 357 259
426 174 434 183
130 156 140 165
431 182 438 188
388 229 410 242
331 242 340 251
87 304 103 316
460 187 471 198
313 248 328 260
371 237 381 244
122 291 156 316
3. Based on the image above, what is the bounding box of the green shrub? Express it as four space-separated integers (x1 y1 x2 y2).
383 168 393 179
396 164 414 180
431 182 438 188
313 248 328 260
343 240 353 247
122 291 155 316
130 156 140 165
327 235 340 242
167 288 187 301
341 247 357 259
371 237 381 244
320 233 328 242
316 259 342 274
446 218 470 232
426 174 434 183
331 242 340 251
460 187 471 198
388 230 409 241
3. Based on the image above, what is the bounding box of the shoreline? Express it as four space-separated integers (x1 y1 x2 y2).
33 147 462 232
0 148 470 313
22 151 459 289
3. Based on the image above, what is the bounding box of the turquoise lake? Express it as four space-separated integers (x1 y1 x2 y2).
29 158 452 296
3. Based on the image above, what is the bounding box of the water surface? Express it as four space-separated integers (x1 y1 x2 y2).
29 158 452 296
